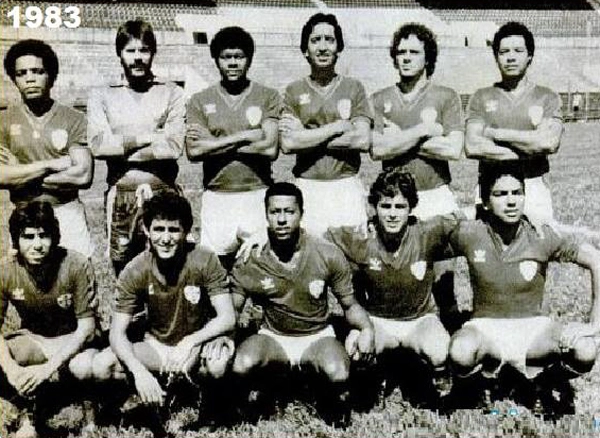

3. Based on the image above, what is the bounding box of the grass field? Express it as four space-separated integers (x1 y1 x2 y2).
1 122 600 438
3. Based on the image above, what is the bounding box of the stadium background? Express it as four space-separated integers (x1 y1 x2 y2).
1 2 600 437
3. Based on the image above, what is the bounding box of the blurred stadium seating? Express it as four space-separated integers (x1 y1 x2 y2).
1 0 599 119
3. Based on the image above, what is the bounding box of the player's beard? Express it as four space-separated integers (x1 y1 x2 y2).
122 61 154 90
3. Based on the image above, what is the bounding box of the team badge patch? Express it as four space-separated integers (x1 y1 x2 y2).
51 129 69 151
57 293 73 309
261 277 275 290
383 101 392 113
485 100 498 113
410 261 427 281
369 258 382 271
148 284 155 296
246 106 262 127
528 105 544 127
12 288 25 301
204 103 217 114
519 261 538 281
308 280 325 299
9 124 22 137
420 107 438 124
474 250 486 263
184 285 201 304
299 93 311 105
337 99 352 120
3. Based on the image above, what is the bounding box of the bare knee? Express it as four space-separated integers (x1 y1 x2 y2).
570 337 597 373
421 332 450 369
92 348 119 381
320 358 350 383
69 349 97 380
204 351 234 379
232 348 260 376
449 329 482 372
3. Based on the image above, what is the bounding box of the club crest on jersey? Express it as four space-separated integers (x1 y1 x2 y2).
337 99 352 120
9 124 22 137
184 285 201 304
369 258 382 271
410 261 427 281
420 107 438 124
12 288 25 301
474 250 486 263
485 100 498 113
309 280 325 299
519 261 538 281
148 284 155 296
57 293 73 309
299 93 311 105
261 277 275 290
528 105 544 127
246 106 262 127
383 101 392 113
204 103 217 114
51 129 69 151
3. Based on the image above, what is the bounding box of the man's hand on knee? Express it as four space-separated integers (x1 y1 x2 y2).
17 363 55 396
133 368 166 406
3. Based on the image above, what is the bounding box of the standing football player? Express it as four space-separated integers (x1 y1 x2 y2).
1 39 94 257
87 20 185 275
186 26 280 270
465 22 563 224
280 13 373 237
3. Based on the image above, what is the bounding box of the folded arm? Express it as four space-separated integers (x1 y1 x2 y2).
464 120 520 161
42 147 93 190
484 118 562 156
279 113 353 154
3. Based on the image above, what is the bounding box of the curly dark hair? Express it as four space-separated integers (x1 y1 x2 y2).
115 20 157 56
210 26 255 66
300 13 344 54
492 21 535 58
9 201 60 250
479 163 525 204
265 182 304 213
142 192 193 233
389 23 437 77
4 39 59 87
368 168 419 210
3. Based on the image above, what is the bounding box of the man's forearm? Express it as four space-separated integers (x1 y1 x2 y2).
0 335 22 379
184 313 236 348
344 302 374 332
45 321 94 374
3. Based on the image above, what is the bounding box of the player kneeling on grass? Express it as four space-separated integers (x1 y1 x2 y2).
92 193 235 419
0 201 99 438
446 164 599 414
231 182 375 425
325 169 462 408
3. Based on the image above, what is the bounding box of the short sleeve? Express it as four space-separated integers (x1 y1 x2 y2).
350 80 374 123
369 92 385 134
423 212 464 259
282 85 299 118
114 258 145 314
543 90 563 122
186 93 209 128
327 245 356 303
71 256 97 319
199 250 229 297
325 225 368 265
68 110 88 150
541 225 578 263
442 90 465 133
263 88 282 121
466 89 486 124
230 261 250 298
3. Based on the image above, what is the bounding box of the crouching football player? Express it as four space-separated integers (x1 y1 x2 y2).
446 164 599 414
92 193 235 424
0 202 99 438
326 169 463 408
231 182 375 425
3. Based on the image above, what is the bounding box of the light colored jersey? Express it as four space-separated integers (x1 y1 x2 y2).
114 244 229 346
0 248 96 337
87 81 184 187
186 82 280 192
466 82 562 178
0 101 86 204
449 219 577 318
371 82 463 191
283 75 373 180
326 213 460 320
231 232 356 335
